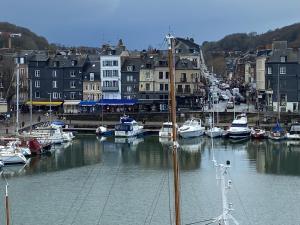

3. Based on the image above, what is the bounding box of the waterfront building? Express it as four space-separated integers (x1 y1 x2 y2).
121 56 142 100
100 40 128 99
83 55 101 101
256 49 271 110
265 41 299 112
175 58 205 109
28 53 87 111
139 52 170 111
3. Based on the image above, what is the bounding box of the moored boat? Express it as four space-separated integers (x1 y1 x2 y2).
268 122 286 141
114 115 143 137
250 127 266 139
96 125 113 137
159 122 177 138
226 113 251 139
178 118 205 138
286 122 300 140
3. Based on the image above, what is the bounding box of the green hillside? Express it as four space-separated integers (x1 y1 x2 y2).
202 22 300 52
0 22 49 50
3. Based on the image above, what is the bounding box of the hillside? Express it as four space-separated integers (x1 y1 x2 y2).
202 22 300 76
202 22 300 53
0 22 49 50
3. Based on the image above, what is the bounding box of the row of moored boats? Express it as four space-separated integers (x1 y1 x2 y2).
0 122 75 166
99 114 300 141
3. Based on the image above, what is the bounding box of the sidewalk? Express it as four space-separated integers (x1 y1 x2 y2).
0 112 57 135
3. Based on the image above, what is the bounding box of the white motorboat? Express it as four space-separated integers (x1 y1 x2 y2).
206 126 224 138
286 123 300 140
178 118 205 138
226 113 251 139
96 126 113 136
114 115 144 137
0 151 27 164
159 122 178 138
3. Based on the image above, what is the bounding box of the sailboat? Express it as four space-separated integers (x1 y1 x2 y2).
95 104 113 136
206 94 224 138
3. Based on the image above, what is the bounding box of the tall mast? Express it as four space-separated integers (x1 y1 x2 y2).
277 64 280 122
166 34 181 225
16 62 20 134
5 182 10 225
30 79 33 133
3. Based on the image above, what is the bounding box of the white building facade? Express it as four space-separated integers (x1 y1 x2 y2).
100 55 121 99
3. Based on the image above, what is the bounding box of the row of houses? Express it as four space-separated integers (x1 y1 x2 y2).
226 41 300 113
0 37 208 113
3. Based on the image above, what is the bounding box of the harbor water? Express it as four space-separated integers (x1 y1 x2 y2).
0 135 300 225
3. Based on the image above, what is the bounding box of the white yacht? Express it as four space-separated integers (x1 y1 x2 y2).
178 118 205 138
159 122 178 138
0 151 27 164
286 123 300 140
226 113 251 139
114 115 144 137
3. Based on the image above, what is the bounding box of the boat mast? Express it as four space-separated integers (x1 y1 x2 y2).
30 79 33 133
16 62 20 135
5 182 10 225
277 64 280 122
167 34 181 225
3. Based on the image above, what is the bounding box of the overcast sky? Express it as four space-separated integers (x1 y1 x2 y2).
1 0 300 49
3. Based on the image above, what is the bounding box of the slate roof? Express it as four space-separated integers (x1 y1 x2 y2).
121 57 142 72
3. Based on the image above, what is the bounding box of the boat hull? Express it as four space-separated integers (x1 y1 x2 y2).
179 129 204 138
228 131 251 139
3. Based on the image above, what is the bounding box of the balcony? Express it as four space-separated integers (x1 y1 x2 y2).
102 86 119 92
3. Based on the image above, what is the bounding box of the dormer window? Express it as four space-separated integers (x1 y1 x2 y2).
54 61 59 67
280 56 286 63
127 66 133 71
72 60 77 66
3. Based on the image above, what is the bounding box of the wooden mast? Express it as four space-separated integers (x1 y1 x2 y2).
5 183 10 225
167 34 181 225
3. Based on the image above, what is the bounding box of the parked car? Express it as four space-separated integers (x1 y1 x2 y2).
226 101 234 109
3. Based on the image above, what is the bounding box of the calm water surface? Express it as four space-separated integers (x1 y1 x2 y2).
0 135 300 225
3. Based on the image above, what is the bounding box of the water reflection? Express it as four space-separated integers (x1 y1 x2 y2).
246 139 300 175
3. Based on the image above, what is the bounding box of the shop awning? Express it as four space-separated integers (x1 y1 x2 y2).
63 100 81 106
79 100 97 106
26 101 63 106
97 99 137 106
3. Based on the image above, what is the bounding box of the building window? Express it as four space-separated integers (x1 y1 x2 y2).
127 66 133 71
145 72 150 79
70 92 75 99
85 85 88 90
20 68 25 75
35 70 40 77
112 70 118 77
159 72 163 79
52 70 57 77
180 73 187 82
127 75 133 82
71 60 76 66
70 71 76 77
165 84 168 91
280 56 286 63
280 66 286 75
127 86 132 92
146 83 150 91
280 94 286 106
0 82 3 88
35 91 40 98
70 81 76 88
165 72 169 79
178 85 183 93
160 84 164 91
113 60 118 66
90 73 94 81
267 67 272 75
35 80 40 88
53 92 58 99
52 81 57 88
53 61 58 67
